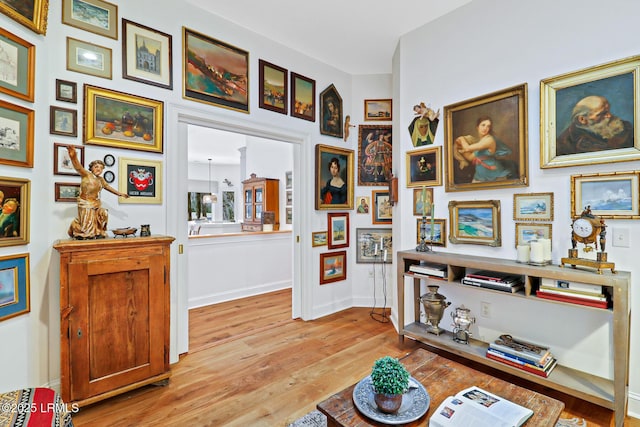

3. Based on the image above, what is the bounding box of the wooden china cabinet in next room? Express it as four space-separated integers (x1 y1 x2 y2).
241 173 280 232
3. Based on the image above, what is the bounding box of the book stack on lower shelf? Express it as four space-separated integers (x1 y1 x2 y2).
460 270 524 293
535 278 610 309
486 336 557 378
408 262 448 279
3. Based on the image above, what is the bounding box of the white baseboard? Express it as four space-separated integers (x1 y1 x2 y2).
627 390 640 419
188 281 291 309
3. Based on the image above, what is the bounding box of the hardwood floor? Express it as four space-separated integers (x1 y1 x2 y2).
71 289 638 426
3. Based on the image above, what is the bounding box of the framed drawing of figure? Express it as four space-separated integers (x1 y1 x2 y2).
358 124 392 185
315 145 354 210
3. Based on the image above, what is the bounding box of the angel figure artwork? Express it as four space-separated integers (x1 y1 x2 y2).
344 115 356 142
409 102 440 146
66 145 130 239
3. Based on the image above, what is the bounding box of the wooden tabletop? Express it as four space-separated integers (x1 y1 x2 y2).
317 348 565 427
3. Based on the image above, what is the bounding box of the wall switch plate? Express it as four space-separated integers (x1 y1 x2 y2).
612 227 630 247
480 301 491 318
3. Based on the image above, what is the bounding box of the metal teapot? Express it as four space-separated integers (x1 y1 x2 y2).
419 285 451 335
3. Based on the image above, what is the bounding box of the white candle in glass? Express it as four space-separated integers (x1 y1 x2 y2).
530 240 544 263
516 245 530 263
540 238 552 262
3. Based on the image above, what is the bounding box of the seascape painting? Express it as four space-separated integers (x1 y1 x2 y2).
71 0 110 30
449 200 501 246
0 267 17 306
581 179 632 211
458 208 494 238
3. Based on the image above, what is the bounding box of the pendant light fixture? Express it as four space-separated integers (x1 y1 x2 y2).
202 158 218 204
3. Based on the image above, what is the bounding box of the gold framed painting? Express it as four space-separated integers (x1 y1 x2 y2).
449 199 501 247
541 55 640 169
0 99 34 168
515 223 552 248
315 144 354 210
0 0 48 34
513 192 554 222
62 0 118 39
0 28 35 102
66 37 112 79
406 146 442 188
570 171 640 219
444 84 528 192
416 218 446 247
0 177 30 247
118 157 163 204
364 99 392 121
0 253 30 322
312 231 327 247
84 84 164 153
413 187 433 216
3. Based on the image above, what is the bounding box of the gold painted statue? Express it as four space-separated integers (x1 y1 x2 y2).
66 145 129 239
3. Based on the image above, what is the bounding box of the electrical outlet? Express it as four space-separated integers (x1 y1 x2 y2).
612 227 630 247
480 302 491 318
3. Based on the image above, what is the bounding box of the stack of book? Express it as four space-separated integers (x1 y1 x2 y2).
486 337 557 378
461 270 524 293
535 278 609 309
408 262 448 279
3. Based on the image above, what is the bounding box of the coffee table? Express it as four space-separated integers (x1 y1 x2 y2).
317 348 564 427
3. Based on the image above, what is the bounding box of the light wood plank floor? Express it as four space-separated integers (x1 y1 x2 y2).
71 289 638 426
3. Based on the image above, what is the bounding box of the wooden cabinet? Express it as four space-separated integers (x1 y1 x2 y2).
397 249 630 427
241 173 280 232
54 236 174 407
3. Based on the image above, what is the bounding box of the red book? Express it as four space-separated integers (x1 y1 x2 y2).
536 290 609 309
486 352 554 378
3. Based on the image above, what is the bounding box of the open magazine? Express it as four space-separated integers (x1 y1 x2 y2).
429 386 533 427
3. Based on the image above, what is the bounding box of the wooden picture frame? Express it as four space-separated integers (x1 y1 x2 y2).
364 99 392 121
0 99 34 168
62 0 118 39
0 28 34 102
406 146 442 188
356 196 370 214
0 0 48 34
358 124 392 186
183 27 249 113
84 84 164 153
320 84 343 138
49 106 77 137
285 170 292 189
513 192 554 222
320 251 347 284
372 190 392 224
416 218 446 247
315 144 354 210
327 212 349 249
122 19 173 89
258 59 287 114
66 37 112 79
285 190 293 207
515 223 552 248
54 182 80 202
0 177 30 247
119 157 163 204
286 207 292 224
0 253 30 322
312 231 327 247
449 199 501 247
356 228 392 264
570 171 640 219
444 84 528 192
541 55 640 168
290 72 315 122
54 143 84 176
56 79 77 103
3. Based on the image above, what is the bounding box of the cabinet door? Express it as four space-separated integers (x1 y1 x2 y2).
67 254 166 401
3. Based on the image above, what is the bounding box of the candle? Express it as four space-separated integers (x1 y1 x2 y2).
530 240 544 263
421 186 426 216
516 245 530 263
540 238 552 262
374 244 378 255
430 203 435 241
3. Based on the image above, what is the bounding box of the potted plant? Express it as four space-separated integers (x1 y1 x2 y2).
370 356 410 413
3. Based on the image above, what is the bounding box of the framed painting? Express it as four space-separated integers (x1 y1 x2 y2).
0 177 30 246
291 72 315 122
541 55 640 168
320 251 346 284
286 190 292 206
416 218 446 247
372 190 392 224
320 84 343 138
222 190 235 221
49 106 77 137
406 146 442 188
0 28 34 102
56 79 77 103
449 199 501 247
444 84 528 192
0 253 30 322
285 170 292 189
364 99 392 121
312 231 327 247
54 182 80 202
358 124 392 186
356 196 370 214
0 99 34 168
118 157 163 204
315 144 354 210
513 192 554 222
183 27 249 113
259 59 287 114
285 207 292 224
103 171 115 184
570 171 640 219
408 104 440 146
0 0 48 34
84 84 164 153
413 187 433 216
515 223 552 248
327 212 349 249
66 37 112 79
54 143 84 176
122 19 173 89
62 0 118 39
355 228 392 264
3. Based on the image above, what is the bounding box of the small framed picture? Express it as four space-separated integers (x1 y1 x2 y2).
0 177 30 247
103 171 115 183
513 192 554 222
50 106 77 137
356 228 392 264
119 157 163 204
364 99 392 121
0 253 31 322
356 196 370 214
413 188 433 217
515 223 552 248
320 251 346 284
54 143 83 176
66 37 112 79
291 72 315 122
327 212 349 249
55 182 81 202
0 28 35 102
103 154 115 167
406 146 442 188
372 190 392 224
122 19 173 89
62 0 118 39
286 190 292 206
285 171 293 189
56 79 77 103
312 231 327 247
286 207 292 224
0 99 34 168
449 199 501 247
319 84 343 138
259 59 287 114
416 218 447 247
570 171 640 219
